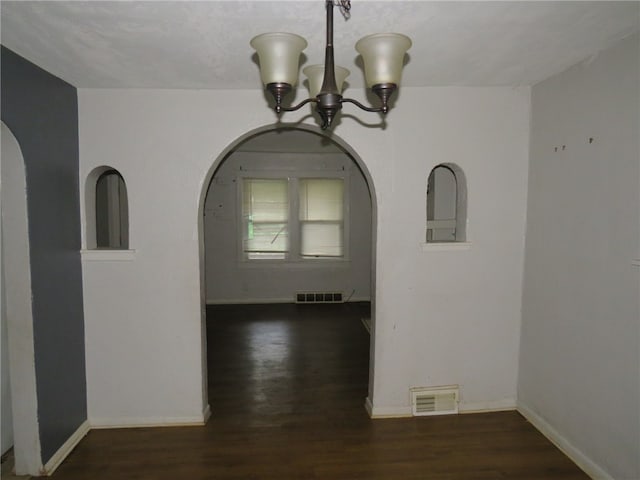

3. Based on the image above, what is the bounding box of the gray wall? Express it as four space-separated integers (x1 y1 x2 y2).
205 131 372 303
1 46 87 464
519 33 639 479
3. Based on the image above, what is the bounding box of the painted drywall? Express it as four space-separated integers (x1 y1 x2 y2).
1 47 87 466
0 245 11 457
0 130 14 457
519 33 639 479
78 85 529 425
204 143 372 304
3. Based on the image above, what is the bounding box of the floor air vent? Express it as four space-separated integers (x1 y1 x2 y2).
295 292 343 303
410 386 459 416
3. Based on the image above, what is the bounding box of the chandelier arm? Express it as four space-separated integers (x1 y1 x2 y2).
341 97 385 113
277 97 318 112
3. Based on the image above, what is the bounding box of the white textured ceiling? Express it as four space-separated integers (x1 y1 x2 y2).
1 1 638 89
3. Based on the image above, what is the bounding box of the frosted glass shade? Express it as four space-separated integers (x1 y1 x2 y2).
250 33 308 86
355 33 412 88
302 64 350 97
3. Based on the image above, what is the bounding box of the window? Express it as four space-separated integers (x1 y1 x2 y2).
241 176 345 261
95 169 129 249
242 178 289 259
426 164 467 243
299 178 344 258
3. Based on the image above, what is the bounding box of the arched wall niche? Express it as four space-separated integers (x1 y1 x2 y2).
426 162 468 243
84 166 130 250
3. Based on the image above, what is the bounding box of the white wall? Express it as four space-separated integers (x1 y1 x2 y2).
372 87 530 413
519 33 639 480
78 85 530 425
0 128 12 457
204 148 372 303
1 268 13 456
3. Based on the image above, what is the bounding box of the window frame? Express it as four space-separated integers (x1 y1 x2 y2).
240 177 290 261
237 170 350 264
298 177 346 259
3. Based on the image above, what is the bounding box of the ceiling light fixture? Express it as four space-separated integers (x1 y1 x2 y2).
250 0 412 129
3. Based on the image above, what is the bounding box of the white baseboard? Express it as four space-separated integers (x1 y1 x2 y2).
206 296 371 305
347 296 370 303
89 412 209 429
43 408 211 473
459 398 517 413
202 404 211 424
42 420 90 476
367 403 413 419
364 397 374 417
207 297 291 305
365 398 516 419
517 402 613 480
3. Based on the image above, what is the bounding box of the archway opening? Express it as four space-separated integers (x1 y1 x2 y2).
197 124 378 418
1 122 42 475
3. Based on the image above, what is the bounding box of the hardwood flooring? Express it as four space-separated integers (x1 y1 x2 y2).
52 303 589 479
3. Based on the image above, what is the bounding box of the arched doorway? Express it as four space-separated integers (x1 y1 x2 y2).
1 122 42 474
197 124 378 413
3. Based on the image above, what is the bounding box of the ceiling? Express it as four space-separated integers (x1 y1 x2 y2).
1 1 638 90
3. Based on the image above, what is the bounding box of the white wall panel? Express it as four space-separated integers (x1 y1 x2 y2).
78 86 530 425
520 33 639 479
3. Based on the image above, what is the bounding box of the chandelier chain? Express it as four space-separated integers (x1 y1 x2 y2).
335 0 351 19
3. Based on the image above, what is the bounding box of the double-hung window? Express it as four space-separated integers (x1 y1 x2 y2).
241 176 346 261
242 178 289 260
299 178 344 258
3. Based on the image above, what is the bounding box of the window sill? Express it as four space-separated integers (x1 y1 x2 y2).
420 242 472 252
238 259 350 269
81 249 136 262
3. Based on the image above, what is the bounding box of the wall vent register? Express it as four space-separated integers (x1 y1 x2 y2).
295 292 344 303
410 386 459 416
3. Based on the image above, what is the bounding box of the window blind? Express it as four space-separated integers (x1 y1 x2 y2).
299 178 344 258
242 178 289 259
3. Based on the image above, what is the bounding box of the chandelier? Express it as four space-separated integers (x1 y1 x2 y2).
250 0 412 129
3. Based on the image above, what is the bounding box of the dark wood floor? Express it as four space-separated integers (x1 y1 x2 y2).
52 303 588 479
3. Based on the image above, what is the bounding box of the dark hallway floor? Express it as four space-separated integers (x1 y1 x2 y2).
50 303 588 479
206 303 372 430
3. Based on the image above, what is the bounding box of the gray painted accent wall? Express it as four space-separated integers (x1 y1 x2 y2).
1 46 87 464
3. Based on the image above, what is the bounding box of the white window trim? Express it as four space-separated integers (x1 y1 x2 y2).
237 170 350 264
80 249 136 262
420 242 472 252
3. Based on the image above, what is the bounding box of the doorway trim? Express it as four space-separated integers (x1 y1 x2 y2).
196 123 379 410
1 122 43 474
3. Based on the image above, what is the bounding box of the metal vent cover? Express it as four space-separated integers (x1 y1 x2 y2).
295 292 343 304
410 386 459 416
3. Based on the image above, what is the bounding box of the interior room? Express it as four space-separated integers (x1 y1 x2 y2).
1 1 638 479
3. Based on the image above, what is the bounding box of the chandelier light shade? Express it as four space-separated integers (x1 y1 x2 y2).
303 64 350 97
355 33 412 88
250 33 308 86
250 0 411 129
